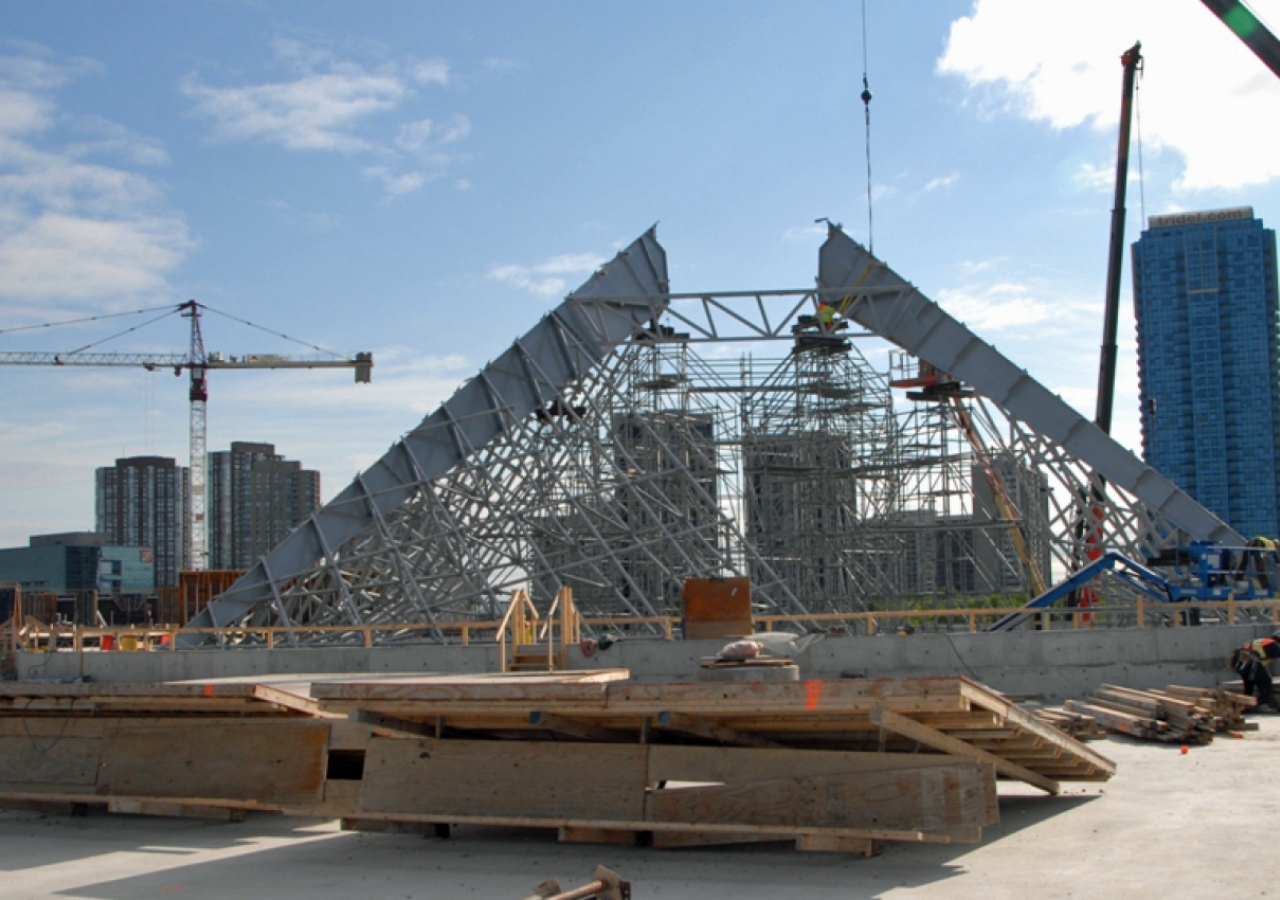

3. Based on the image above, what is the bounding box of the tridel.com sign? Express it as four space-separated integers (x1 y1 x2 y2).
1149 207 1253 229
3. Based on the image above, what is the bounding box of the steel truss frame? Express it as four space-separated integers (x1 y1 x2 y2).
195 226 1243 642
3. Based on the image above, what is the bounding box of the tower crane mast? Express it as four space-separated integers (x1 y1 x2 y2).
0 301 372 571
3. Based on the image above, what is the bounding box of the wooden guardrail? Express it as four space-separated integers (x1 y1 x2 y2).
10 597 1280 655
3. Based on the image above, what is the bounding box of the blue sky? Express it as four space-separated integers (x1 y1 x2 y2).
3 0 1280 548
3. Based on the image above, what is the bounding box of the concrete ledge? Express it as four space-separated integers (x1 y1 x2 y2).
16 623 1276 702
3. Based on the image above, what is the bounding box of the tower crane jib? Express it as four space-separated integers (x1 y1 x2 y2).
0 301 372 573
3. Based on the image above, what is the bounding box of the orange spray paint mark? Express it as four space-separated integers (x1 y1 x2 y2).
805 680 822 711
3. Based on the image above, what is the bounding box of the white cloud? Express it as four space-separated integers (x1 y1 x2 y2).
488 252 607 299
0 48 191 308
920 171 959 194
362 165 428 197
939 0 1280 190
182 41 467 198
936 282 1055 332
0 213 189 299
65 115 170 166
870 184 896 202
0 89 54 134
782 223 827 243
182 68 405 153
436 114 470 145
413 59 450 85
395 118 434 150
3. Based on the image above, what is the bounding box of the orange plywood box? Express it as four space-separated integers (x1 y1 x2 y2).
681 577 753 640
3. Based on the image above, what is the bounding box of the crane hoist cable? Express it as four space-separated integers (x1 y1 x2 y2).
861 0 875 256
1135 64 1146 225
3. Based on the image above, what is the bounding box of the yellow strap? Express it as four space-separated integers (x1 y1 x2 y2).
834 261 879 316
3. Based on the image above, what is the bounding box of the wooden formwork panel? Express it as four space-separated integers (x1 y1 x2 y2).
649 764 995 833
0 717 328 809
359 738 649 821
98 720 328 806
354 736 996 841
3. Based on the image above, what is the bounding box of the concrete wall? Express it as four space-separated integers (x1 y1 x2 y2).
16 624 1277 702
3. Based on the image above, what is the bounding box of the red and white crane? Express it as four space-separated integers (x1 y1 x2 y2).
0 301 372 571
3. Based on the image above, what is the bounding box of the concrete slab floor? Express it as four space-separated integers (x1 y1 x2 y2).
2 717 1277 900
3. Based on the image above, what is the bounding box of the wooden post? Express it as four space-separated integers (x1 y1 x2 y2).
9 584 20 660
558 586 574 670
1136 594 1144 628
968 611 976 633
664 619 672 640
461 625 470 646
1227 597 1236 626
363 626 373 648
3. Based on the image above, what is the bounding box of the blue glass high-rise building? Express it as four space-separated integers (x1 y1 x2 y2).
1131 207 1280 539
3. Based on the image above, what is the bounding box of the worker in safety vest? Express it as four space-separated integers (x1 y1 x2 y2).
817 301 836 330
1230 633 1280 711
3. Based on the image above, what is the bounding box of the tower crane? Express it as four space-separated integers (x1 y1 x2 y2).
0 301 372 571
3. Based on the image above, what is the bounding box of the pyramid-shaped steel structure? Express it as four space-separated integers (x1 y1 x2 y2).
190 225 1239 640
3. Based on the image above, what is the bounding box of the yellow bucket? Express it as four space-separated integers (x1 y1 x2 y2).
119 634 140 652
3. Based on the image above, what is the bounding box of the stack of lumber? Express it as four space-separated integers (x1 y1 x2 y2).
1161 685 1256 729
1033 706 1106 741
0 673 1115 856
1063 684 1257 745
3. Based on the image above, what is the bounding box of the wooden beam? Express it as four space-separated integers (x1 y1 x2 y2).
653 711 785 749
528 711 630 743
868 706 1060 795
351 710 433 738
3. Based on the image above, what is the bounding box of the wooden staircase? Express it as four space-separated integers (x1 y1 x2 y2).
497 587 581 673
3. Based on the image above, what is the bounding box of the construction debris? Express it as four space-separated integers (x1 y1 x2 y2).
1062 684 1257 745
524 866 630 900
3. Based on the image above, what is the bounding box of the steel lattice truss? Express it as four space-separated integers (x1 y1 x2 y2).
201 226 1241 640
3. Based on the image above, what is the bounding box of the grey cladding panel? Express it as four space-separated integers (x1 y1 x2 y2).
195 228 669 629
818 226 1242 546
